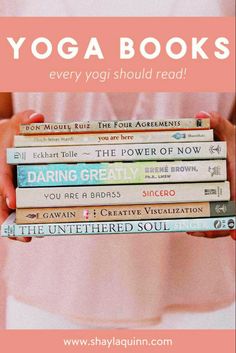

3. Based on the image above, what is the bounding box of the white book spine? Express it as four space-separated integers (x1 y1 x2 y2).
16 182 230 208
14 130 214 147
7 142 227 164
19 118 210 135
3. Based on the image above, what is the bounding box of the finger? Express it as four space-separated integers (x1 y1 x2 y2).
11 110 45 134
0 164 16 209
0 180 32 241
0 195 31 242
0 194 10 224
1 112 45 207
195 111 211 119
27 112 45 124
195 111 236 199
227 159 236 201
11 110 44 125
10 110 35 134
187 232 205 237
230 230 236 240
225 138 236 201
8 236 32 242
187 231 230 238
209 111 235 141
195 111 235 140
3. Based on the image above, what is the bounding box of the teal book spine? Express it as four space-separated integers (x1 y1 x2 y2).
17 160 227 187
1 214 235 237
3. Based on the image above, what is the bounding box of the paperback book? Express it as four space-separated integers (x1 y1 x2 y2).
14 129 214 147
17 160 227 187
19 118 210 135
7 141 227 164
1 213 235 237
15 201 236 224
16 181 230 208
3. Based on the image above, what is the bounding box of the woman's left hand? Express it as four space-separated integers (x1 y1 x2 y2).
187 111 236 240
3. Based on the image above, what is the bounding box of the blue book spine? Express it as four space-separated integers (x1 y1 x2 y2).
1 215 235 237
17 160 227 187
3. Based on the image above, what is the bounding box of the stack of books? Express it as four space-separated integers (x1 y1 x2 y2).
1 118 235 237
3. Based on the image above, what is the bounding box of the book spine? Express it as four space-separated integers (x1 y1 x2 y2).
17 160 227 188
16 182 230 208
15 201 236 224
2 216 235 237
19 118 210 135
7 142 227 164
14 129 214 147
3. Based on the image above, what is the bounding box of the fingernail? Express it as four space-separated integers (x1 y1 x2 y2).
6 197 11 209
6 197 15 210
29 112 40 119
187 232 204 237
199 111 211 117
22 237 32 243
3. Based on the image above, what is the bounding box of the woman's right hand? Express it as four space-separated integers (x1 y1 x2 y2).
0 110 44 242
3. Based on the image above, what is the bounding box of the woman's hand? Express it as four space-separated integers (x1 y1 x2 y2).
188 111 236 240
0 110 44 242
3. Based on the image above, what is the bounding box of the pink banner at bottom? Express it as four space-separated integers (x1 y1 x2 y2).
0 329 234 353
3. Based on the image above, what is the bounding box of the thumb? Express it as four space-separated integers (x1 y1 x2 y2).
209 111 234 141
11 110 45 133
195 111 234 141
